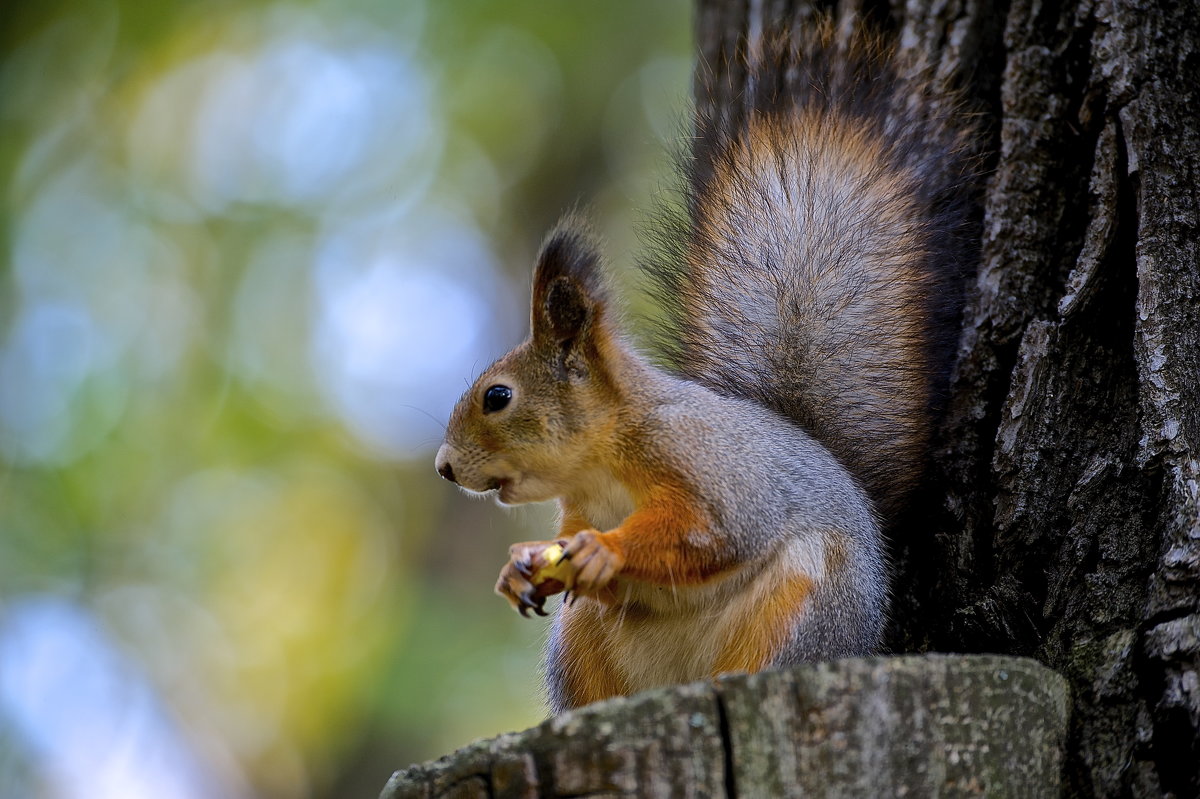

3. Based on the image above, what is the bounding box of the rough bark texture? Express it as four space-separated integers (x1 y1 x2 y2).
693 0 1197 796
380 655 1068 799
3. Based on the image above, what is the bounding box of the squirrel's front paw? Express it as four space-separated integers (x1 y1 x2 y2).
496 540 565 617
562 530 625 597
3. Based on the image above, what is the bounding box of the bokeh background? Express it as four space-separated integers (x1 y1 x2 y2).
0 1 690 797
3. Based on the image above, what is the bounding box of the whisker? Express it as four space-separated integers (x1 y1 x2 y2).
397 404 448 433
615 584 633 632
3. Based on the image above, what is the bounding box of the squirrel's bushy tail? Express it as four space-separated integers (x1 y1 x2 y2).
646 19 979 520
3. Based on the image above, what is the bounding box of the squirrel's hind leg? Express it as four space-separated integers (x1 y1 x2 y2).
709 529 883 676
711 572 816 676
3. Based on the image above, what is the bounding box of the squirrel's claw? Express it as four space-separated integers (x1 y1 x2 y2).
498 540 567 618
505 581 546 618
517 588 546 617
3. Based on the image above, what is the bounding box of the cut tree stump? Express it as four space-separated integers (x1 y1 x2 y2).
379 655 1069 799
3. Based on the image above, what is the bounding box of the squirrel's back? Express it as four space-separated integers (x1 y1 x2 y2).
647 20 978 519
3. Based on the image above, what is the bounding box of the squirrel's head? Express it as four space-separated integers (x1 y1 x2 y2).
435 222 623 505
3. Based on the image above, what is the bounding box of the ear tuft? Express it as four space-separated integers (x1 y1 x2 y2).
531 218 609 346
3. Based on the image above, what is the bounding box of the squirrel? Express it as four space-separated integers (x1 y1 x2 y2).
435 18 977 713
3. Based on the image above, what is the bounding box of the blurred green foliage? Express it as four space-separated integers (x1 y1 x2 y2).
0 1 690 797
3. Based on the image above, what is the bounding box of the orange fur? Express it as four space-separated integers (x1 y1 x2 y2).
588 480 729 586
712 574 814 675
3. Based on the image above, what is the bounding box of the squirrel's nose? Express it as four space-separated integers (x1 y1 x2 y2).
434 446 458 484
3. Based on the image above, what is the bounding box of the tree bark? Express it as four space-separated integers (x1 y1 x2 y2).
381 656 1069 799
692 0 1199 796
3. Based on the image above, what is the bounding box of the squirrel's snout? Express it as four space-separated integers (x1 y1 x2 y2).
434 445 458 484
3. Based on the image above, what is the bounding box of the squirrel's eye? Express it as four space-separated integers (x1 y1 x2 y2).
482 384 512 414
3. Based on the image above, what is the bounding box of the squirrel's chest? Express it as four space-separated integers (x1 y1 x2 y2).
567 475 636 532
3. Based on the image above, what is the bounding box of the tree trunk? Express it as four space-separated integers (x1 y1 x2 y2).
381 656 1069 799
693 0 1199 795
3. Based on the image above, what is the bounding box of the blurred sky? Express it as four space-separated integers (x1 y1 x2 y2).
0 1 691 797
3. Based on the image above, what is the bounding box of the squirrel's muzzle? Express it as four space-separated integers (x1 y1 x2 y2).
434 445 458 484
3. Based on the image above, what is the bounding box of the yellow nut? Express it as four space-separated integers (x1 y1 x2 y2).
532 543 572 585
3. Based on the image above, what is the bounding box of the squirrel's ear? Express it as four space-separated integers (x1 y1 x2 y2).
531 223 608 351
